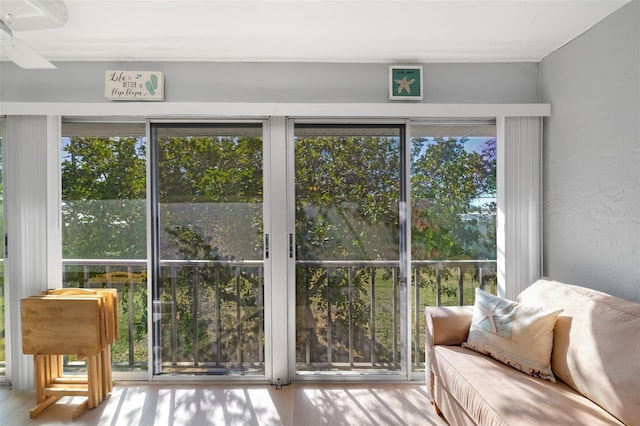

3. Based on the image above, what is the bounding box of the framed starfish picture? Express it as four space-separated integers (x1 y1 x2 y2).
389 65 423 100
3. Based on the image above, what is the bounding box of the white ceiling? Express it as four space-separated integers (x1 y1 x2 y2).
0 0 631 64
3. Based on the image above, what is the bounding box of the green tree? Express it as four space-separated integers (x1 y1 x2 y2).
62 136 146 259
157 135 264 260
411 137 496 260
295 135 400 261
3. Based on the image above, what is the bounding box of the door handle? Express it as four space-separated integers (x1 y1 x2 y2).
289 234 294 258
265 234 269 259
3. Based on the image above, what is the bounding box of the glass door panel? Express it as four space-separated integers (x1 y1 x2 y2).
60 122 148 375
151 123 264 376
293 124 404 375
0 127 4 380
409 123 497 373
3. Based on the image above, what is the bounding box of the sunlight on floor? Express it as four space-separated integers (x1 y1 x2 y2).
1 383 445 426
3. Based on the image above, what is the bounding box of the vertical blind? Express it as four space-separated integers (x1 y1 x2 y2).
500 117 543 299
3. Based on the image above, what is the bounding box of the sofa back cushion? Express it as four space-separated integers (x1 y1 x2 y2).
517 278 640 426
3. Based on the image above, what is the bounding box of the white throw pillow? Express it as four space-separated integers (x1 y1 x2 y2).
462 288 562 382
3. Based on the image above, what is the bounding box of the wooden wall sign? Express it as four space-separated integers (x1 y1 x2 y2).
105 70 164 101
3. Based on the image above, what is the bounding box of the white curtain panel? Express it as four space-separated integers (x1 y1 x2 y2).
498 116 543 299
3 115 61 391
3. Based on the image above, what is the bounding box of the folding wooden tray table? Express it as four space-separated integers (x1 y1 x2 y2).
21 288 118 419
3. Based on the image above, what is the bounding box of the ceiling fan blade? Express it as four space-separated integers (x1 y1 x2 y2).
1 36 56 69
0 0 68 32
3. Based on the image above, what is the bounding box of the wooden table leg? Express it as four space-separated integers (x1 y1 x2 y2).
71 399 89 419
30 355 60 418
29 395 59 419
102 346 113 395
34 355 45 404
87 355 96 408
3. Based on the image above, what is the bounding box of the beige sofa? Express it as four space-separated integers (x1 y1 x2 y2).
424 278 640 425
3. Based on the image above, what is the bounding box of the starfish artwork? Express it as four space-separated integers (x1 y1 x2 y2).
394 75 415 95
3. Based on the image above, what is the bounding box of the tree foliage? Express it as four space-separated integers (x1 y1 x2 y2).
295 135 400 261
157 135 264 261
411 137 496 260
62 137 146 259
62 134 496 262
158 135 262 204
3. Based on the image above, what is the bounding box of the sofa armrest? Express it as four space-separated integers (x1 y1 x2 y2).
425 306 473 346
424 306 473 401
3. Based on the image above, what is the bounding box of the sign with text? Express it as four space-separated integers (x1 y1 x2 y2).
105 71 164 101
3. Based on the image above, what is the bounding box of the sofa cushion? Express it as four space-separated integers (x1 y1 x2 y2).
462 288 562 382
517 278 640 426
433 345 624 425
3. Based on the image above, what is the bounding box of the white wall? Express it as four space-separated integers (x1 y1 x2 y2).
539 0 640 302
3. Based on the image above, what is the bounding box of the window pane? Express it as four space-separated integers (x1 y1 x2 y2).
294 124 402 374
152 123 264 375
61 123 148 373
410 124 498 372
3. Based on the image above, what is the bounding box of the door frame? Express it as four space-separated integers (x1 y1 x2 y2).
285 118 412 382
146 118 273 382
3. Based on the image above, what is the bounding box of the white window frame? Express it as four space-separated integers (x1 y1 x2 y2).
0 101 549 390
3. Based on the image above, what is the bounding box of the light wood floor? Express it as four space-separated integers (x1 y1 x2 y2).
0 382 446 426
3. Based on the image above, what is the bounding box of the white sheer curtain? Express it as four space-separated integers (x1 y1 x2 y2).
497 116 543 299
3 115 62 391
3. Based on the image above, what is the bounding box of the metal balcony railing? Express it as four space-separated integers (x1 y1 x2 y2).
61 258 496 373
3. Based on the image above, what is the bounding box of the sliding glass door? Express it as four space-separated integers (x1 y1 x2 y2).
57 118 495 382
290 121 497 378
292 124 406 376
150 123 265 376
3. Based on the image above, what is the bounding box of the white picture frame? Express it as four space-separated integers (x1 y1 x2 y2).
389 65 423 101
